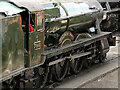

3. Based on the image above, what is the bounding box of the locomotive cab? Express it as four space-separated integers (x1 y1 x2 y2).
6 0 47 67
20 10 45 67
26 11 45 67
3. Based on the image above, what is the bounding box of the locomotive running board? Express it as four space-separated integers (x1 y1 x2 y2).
49 51 91 66
44 32 112 58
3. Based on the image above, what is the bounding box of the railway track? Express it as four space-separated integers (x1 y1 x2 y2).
45 33 120 88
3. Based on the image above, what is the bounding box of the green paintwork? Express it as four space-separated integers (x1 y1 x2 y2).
85 14 92 22
45 8 60 19
46 21 61 33
26 11 45 67
0 15 24 78
100 38 109 54
69 14 93 31
44 7 93 47
59 2 69 31
23 11 45 67
29 32 44 67
101 38 109 49
70 15 84 25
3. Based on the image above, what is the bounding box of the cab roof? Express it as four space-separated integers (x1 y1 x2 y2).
0 1 24 15
3 0 44 12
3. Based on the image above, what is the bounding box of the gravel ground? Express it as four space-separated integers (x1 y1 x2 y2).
81 68 119 88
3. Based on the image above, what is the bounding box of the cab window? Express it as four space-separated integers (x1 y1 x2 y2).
36 12 44 31
29 14 35 32
30 14 35 28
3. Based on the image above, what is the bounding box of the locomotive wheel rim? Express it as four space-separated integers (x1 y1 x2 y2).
83 58 91 69
33 65 49 88
53 60 69 82
47 66 54 84
61 39 72 47
75 34 83 41
71 58 83 74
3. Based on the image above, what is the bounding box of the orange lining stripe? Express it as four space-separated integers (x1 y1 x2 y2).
74 21 80 23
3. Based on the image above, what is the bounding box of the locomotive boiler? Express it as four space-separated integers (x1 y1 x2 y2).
0 0 116 89
44 0 104 47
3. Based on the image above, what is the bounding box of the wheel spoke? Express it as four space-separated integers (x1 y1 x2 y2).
83 57 91 69
53 60 69 82
71 58 83 74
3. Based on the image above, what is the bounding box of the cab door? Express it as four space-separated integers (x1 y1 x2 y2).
29 11 45 67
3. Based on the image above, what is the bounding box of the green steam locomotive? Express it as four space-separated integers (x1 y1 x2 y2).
0 0 116 89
